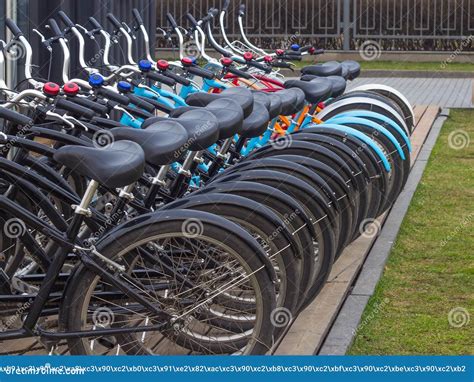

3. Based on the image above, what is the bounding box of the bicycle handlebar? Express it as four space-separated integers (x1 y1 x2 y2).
88 16 103 30
186 66 215 80
56 98 96 119
136 96 173 114
123 105 152 119
227 66 252 79
125 94 155 113
145 71 176 87
240 56 271 73
96 87 130 105
132 8 144 26
186 13 199 28
68 96 109 116
279 55 302 61
166 13 178 29
271 61 293 69
5 18 23 38
58 11 75 28
202 8 218 24
0 107 32 125
222 0 231 11
107 13 122 30
48 18 63 38
161 69 192 86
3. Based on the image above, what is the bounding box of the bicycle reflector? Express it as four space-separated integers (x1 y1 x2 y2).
157 59 169 71
138 59 152 72
291 43 300 51
43 82 60 96
243 52 253 61
117 81 132 93
63 82 80 96
89 73 104 88
220 57 233 67
181 57 193 66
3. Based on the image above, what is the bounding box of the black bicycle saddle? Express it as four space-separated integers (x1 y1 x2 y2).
185 87 254 118
110 120 189 166
301 61 343 77
54 140 145 189
284 78 332 104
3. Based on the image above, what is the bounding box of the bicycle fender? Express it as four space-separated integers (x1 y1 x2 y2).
316 123 391 172
94 209 277 282
331 110 411 152
324 116 406 160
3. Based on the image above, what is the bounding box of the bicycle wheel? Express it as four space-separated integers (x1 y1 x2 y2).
62 210 276 355
198 180 316 310
162 192 300 337
213 170 337 308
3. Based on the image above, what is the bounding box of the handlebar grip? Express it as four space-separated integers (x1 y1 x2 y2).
271 61 292 69
227 66 252 79
135 96 173 114
299 45 312 53
280 55 302 61
49 18 63 37
0 107 32 125
163 70 192 86
222 0 231 11
186 13 199 27
201 8 217 24
284 50 302 56
58 11 75 28
132 8 144 25
186 66 215 80
107 13 122 30
56 98 96 119
246 59 272 73
145 71 176 87
125 94 155 113
96 87 130 106
238 4 246 15
5 18 24 38
166 13 178 29
68 96 109 116
123 105 152 120
313 48 325 55
89 16 103 30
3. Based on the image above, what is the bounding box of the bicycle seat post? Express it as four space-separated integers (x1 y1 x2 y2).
67 179 99 240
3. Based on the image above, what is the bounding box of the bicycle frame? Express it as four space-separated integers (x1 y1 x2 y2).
0 181 173 341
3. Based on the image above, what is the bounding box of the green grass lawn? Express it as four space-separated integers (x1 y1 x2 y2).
295 61 474 72
348 109 474 355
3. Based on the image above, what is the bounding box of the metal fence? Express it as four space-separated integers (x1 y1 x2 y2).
157 0 474 51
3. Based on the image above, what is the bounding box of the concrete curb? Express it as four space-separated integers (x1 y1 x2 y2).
318 108 450 355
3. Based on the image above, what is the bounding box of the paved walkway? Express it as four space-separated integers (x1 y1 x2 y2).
347 77 473 108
